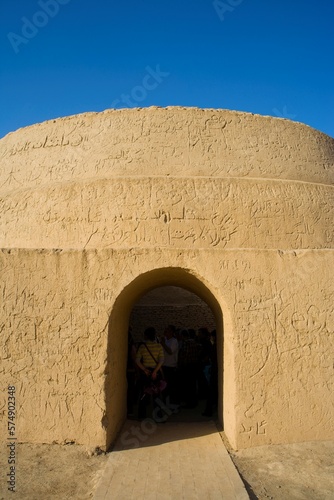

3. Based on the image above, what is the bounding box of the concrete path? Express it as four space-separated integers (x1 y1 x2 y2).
94 419 249 499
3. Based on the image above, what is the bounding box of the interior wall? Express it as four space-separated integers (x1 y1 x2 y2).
129 286 216 340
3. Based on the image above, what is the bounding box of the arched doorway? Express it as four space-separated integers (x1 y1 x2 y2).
105 267 227 450
128 285 217 420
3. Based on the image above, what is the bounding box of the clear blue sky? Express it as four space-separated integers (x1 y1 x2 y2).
1 0 333 139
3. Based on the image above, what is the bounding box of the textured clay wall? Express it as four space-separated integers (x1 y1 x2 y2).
1 107 333 450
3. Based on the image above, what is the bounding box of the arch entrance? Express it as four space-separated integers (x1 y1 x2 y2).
105 267 230 450
129 285 217 420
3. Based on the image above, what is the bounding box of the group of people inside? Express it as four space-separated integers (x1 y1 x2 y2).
127 325 217 422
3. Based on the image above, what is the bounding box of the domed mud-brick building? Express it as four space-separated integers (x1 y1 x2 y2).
1 107 333 450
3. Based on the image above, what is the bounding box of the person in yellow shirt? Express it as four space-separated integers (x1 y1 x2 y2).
135 327 164 420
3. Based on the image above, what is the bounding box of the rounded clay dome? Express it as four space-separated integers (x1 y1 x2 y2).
0 107 333 251
1 106 333 188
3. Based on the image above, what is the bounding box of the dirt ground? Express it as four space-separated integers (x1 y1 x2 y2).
0 442 108 500
228 439 334 500
1 438 333 499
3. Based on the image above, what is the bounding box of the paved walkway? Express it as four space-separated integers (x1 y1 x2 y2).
94 419 249 499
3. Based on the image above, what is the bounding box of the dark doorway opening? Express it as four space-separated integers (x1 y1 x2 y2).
127 286 218 423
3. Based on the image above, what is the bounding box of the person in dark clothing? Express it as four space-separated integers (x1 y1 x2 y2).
126 329 138 417
178 329 202 408
203 329 218 416
159 325 179 405
197 327 214 415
